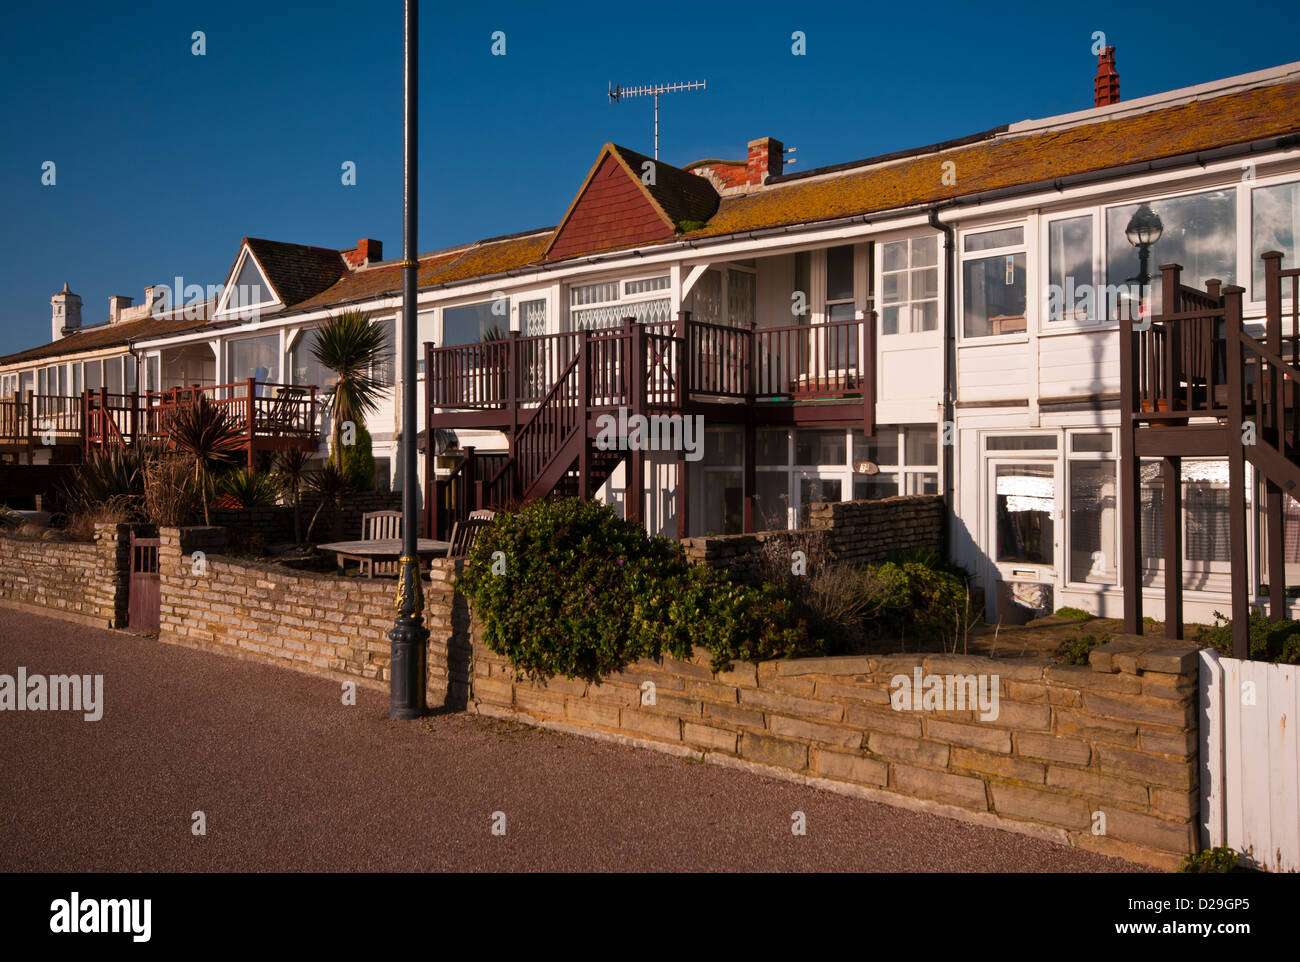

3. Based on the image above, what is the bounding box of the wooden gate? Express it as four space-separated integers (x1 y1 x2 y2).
128 533 161 631
1200 650 1300 871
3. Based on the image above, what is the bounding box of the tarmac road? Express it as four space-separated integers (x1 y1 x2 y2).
0 605 1146 873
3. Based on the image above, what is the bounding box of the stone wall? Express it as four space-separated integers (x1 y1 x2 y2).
471 639 1200 870
0 523 130 627
155 528 467 708
682 494 944 582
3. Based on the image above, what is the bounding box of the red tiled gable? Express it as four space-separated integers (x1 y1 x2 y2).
546 153 675 261
242 238 349 308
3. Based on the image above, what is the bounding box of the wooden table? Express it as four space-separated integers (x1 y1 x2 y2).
317 539 451 577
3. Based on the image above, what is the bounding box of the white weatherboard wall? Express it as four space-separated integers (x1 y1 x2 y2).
1200 651 1300 872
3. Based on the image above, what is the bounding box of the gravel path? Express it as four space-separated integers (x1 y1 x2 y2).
0 605 1146 872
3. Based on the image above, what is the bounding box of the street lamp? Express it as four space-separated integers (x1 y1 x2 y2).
388 0 428 719
1125 202 1164 286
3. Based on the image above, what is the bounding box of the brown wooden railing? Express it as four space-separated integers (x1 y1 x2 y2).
83 379 318 457
0 393 83 448
429 445 510 539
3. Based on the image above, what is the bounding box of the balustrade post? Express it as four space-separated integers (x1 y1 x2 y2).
1119 282 1143 635
1262 251 1288 618
1224 286 1249 659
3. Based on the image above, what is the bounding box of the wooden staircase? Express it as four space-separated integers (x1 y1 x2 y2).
1121 252 1300 656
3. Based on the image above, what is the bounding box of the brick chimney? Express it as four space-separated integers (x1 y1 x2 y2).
1095 47 1120 107
50 283 82 341
747 137 784 184
108 294 133 325
343 238 383 269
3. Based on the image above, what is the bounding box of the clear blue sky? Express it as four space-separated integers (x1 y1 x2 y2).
1 0 1295 355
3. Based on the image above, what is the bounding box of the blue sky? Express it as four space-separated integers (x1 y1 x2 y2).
1 0 1295 355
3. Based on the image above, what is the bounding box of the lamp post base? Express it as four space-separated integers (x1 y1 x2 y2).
387 615 429 719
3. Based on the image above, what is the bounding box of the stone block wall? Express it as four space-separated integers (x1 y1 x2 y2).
469 640 1200 870
0 523 130 627
683 495 944 582
156 528 466 708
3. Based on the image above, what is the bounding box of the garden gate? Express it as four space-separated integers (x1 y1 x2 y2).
128 532 161 631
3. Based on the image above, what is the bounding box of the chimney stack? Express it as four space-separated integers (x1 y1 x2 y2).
1094 46 1120 107
343 238 383 269
108 294 133 325
747 137 784 184
50 283 82 341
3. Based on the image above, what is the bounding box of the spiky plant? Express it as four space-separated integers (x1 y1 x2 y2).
303 461 353 543
165 396 245 525
216 468 279 509
309 311 388 466
273 447 313 543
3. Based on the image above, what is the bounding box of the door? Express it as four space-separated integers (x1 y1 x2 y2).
127 533 161 632
988 460 1060 617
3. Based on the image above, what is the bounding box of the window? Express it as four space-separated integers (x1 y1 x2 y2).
371 318 395 388
987 434 1057 451
994 464 1055 565
444 300 509 344
1046 215 1096 322
963 225 1026 337
224 255 275 312
851 425 938 499
228 334 279 386
571 276 670 329
1106 189 1236 314
123 355 137 395
1068 433 1117 585
793 252 811 322
145 356 158 395
880 237 938 334
795 429 846 465
1139 459 1232 571
519 298 547 337
1252 180 1300 300
727 269 756 327
690 270 722 324
291 330 335 390
84 360 101 392
825 245 855 323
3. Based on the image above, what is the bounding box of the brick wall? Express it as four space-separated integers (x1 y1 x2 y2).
156 528 467 708
0 523 130 627
471 639 1200 870
683 494 944 582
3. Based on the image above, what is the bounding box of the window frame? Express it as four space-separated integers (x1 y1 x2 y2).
877 234 940 337
568 272 672 331
1041 209 1103 330
958 220 1030 342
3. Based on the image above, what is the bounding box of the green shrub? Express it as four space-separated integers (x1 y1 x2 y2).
215 468 278 508
1054 633 1106 666
339 423 376 491
1199 610 1300 664
457 498 818 681
1055 606 1093 621
860 555 972 644
1178 847 1239 873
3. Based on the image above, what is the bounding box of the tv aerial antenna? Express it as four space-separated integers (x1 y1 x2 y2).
608 80 706 159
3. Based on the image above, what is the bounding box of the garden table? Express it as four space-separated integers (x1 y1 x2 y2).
317 538 451 577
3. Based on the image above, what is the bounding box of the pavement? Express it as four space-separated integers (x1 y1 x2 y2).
0 605 1147 872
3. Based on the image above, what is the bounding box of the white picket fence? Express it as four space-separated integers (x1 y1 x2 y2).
1200 650 1300 872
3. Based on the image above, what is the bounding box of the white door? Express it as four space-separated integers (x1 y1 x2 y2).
988 459 1061 612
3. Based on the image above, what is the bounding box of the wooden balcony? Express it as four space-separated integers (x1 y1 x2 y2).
83 379 320 469
0 393 84 461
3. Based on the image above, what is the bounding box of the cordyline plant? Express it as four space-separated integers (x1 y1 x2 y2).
303 461 353 543
309 311 388 466
165 396 244 525
273 447 313 543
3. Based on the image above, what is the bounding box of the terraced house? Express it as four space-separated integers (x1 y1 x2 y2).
4 52 1300 640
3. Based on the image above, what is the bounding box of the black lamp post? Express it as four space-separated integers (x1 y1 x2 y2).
388 0 428 719
1125 202 1164 314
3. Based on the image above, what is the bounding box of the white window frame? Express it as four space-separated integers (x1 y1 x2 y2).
1063 428 1119 588
958 220 1031 343
1040 209 1103 331
568 272 672 330
877 233 941 337
214 247 282 319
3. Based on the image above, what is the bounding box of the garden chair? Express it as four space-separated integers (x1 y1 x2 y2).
446 517 492 559
360 509 402 576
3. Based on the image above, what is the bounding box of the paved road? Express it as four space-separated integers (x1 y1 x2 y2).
0 606 1145 872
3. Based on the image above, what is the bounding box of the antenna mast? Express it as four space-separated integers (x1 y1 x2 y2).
608 79 706 159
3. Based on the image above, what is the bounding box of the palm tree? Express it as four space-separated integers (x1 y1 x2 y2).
165 397 245 525
309 311 389 465
304 461 353 543
273 447 312 543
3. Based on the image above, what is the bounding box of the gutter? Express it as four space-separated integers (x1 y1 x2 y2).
928 207 956 524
